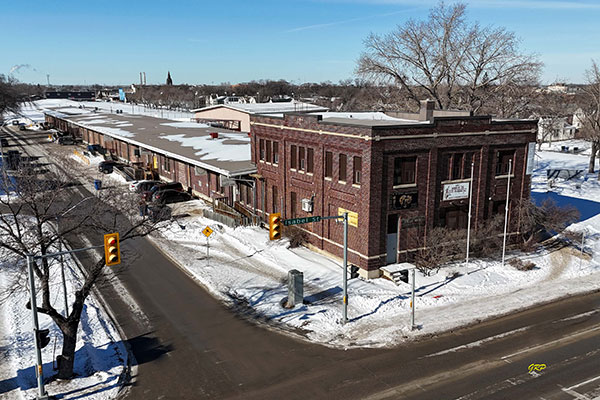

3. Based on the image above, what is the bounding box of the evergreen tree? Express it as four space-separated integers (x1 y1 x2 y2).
166 71 173 86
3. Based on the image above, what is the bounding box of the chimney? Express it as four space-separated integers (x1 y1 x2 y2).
419 99 435 121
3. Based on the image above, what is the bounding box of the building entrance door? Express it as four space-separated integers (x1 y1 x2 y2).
386 214 399 264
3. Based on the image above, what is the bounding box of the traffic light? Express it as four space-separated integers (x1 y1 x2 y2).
36 329 50 349
269 213 282 240
104 233 121 266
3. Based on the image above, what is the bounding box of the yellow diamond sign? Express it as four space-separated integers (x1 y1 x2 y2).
202 226 213 237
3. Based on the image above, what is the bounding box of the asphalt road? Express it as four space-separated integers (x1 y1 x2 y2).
4 124 600 400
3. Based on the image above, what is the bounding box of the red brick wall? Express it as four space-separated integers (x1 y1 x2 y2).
251 113 537 271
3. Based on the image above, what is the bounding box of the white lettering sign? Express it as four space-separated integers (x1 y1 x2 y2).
443 182 470 201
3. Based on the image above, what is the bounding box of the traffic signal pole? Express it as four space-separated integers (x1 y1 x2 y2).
27 254 49 400
24 235 116 399
342 212 349 324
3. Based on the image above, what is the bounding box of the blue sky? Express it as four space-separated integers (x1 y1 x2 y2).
2 0 599 85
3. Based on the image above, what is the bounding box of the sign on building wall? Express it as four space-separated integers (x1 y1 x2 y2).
338 207 358 227
526 142 536 175
219 175 236 187
442 182 470 201
391 192 418 210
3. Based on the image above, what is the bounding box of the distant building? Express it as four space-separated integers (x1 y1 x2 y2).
45 91 95 101
191 101 328 132
537 116 577 143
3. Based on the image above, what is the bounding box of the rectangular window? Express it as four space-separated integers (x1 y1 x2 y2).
273 142 279 164
247 185 252 206
291 191 297 218
272 186 278 213
299 147 305 171
266 140 272 163
353 156 362 185
393 157 416 185
496 150 515 176
452 153 463 180
464 153 473 179
291 145 297 169
339 154 347 182
259 139 265 161
163 157 171 172
441 154 451 181
325 151 333 179
307 148 314 174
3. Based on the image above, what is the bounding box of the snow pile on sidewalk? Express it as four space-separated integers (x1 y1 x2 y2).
150 140 600 348
0 249 128 399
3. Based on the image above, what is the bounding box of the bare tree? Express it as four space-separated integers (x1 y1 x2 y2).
579 60 600 174
515 199 579 250
0 161 163 379
357 2 542 114
0 74 28 116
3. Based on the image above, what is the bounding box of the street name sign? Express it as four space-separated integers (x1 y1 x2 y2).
283 216 321 226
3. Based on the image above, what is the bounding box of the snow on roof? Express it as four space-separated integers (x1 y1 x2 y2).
314 111 418 123
47 109 255 176
193 100 328 115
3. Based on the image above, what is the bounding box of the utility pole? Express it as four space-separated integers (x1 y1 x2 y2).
411 268 416 330
501 159 512 268
27 254 50 400
342 212 348 324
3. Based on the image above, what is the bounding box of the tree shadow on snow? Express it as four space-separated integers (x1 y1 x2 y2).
531 191 600 222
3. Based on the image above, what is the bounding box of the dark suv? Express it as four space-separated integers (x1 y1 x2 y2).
98 160 120 174
151 189 192 205
142 182 184 202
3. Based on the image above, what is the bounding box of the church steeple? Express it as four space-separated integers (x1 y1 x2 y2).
166 71 173 85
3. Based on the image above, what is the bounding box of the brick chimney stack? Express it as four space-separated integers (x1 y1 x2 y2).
419 99 435 121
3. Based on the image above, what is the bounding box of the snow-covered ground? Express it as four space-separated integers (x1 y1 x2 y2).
0 239 128 400
148 139 600 348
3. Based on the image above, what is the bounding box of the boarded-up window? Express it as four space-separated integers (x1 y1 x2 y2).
353 156 362 185
259 139 265 161
325 151 333 178
307 148 314 173
291 145 297 169
339 154 347 182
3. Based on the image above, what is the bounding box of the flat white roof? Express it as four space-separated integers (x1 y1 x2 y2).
192 101 328 115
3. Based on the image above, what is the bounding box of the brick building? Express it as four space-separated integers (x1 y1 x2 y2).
250 101 537 278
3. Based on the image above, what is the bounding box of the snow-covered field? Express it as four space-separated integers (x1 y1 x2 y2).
0 242 127 400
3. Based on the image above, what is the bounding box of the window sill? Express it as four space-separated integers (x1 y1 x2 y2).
495 174 514 179
393 183 417 189
325 177 332 181
338 180 347 185
352 184 361 188
441 178 471 184
307 172 313 176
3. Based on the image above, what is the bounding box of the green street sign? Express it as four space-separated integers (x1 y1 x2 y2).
283 216 322 226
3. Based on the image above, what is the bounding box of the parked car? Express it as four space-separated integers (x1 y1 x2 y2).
129 179 162 193
141 182 184 202
98 160 120 174
57 136 76 145
151 189 192 205
1 138 8 147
